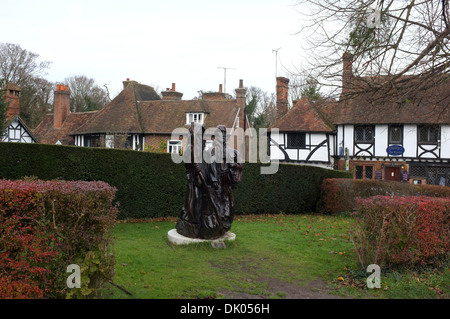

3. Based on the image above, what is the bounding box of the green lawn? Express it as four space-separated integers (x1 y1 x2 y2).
104 214 449 299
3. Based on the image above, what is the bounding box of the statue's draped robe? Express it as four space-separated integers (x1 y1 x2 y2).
176 145 243 239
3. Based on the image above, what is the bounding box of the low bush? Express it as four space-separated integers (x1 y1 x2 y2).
350 195 450 269
320 178 450 213
0 179 118 298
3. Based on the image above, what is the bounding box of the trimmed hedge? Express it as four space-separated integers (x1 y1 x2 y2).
234 163 351 214
351 196 450 268
320 178 450 214
0 142 351 219
0 143 186 219
0 179 118 298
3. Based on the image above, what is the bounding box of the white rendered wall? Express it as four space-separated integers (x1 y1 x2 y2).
343 125 354 156
269 132 284 160
375 125 388 157
403 125 417 158
307 133 329 162
441 125 450 159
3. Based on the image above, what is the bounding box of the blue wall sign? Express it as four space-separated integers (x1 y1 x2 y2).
386 145 405 156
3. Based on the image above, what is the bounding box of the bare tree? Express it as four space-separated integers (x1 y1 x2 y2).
0 43 51 86
0 79 9 136
245 87 277 129
0 42 53 128
286 73 323 102
293 0 450 105
20 77 54 128
64 75 110 113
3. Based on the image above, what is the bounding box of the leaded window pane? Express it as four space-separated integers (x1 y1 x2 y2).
410 166 426 178
389 125 402 144
287 133 306 149
355 126 374 143
365 166 373 179
419 125 439 143
355 166 363 179
427 169 436 185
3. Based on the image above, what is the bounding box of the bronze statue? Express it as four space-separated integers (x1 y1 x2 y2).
175 123 243 239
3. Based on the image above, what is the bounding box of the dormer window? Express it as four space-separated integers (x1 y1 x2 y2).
186 113 204 125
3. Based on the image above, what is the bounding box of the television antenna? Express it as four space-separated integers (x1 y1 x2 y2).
272 47 281 77
217 66 236 93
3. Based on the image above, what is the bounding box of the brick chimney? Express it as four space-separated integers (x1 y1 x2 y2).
53 84 70 129
276 77 289 120
161 83 183 100
235 79 246 128
203 84 227 100
342 52 354 95
3 83 21 118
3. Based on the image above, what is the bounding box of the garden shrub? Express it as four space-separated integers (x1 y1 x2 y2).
0 179 118 298
320 178 450 213
350 195 450 269
0 142 351 218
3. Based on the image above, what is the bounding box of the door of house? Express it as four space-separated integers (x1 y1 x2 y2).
385 167 400 182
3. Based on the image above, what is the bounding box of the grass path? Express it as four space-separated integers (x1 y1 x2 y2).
105 214 449 299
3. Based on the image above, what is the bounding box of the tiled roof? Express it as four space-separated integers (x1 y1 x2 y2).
272 74 449 133
33 111 98 145
72 80 240 135
271 97 336 132
336 75 450 125
138 99 238 134
72 82 161 135
34 79 242 144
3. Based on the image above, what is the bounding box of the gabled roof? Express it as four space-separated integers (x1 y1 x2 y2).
4 115 39 143
271 97 336 133
33 111 97 145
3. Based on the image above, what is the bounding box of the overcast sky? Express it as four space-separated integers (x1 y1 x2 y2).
1 0 307 100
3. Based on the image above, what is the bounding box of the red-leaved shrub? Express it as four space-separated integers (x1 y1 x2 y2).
320 178 450 213
0 179 118 299
350 195 450 269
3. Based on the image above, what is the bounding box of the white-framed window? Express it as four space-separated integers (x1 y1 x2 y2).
186 113 204 125
167 140 182 154
105 134 114 148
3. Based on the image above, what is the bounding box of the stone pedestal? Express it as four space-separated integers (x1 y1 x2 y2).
167 229 236 246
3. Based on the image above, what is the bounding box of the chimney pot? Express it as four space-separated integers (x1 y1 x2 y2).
219 84 223 93
239 79 244 89
172 83 176 91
